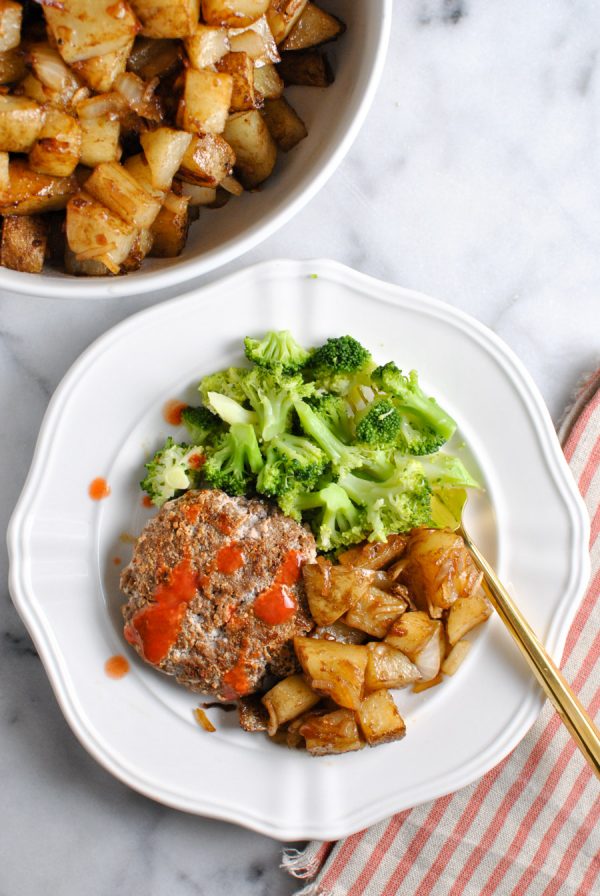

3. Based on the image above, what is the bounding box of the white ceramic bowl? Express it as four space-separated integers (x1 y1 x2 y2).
2 3 391 299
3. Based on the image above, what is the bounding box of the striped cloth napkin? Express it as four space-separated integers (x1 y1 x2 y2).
283 371 600 896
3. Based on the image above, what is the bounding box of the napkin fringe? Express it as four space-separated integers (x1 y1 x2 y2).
281 847 324 880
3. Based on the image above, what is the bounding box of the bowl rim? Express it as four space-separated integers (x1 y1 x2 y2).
0 2 393 300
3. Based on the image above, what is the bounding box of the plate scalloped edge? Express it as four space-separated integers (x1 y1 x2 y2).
7 259 591 840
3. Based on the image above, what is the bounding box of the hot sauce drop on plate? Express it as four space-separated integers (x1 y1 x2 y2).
104 654 129 679
88 477 110 500
163 399 187 426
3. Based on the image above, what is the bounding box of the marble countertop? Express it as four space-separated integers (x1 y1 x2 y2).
2 3 598 894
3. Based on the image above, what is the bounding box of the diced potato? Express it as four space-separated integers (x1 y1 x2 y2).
412 621 444 682
131 0 200 38
149 190 189 256
217 51 258 111
266 0 307 44
127 37 182 80
303 558 374 626
262 674 320 735
140 127 192 191
202 0 270 28
413 673 443 694
238 695 269 731
446 592 492 646
72 42 132 93
178 181 217 205
441 639 471 676
0 96 45 153
64 245 110 276
385 610 438 659
44 1 139 64
277 49 333 86
0 48 26 84
178 133 236 186
0 159 78 214
178 68 234 134
0 215 47 273
299 708 364 756
262 96 306 151
0 1 21 53
364 643 421 692
229 15 279 65
338 534 408 570
401 528 483 619
123 152 166 200
253 62 284 99
79 118 121 167
185 24 230 68
120 228 154 272
356 689 406 747
29 109 82 177
220 172 244 194
223 108 277 187
281 2 345 51
344 586 407 640
66 192 137 273
85 161 162 229
293 636 368 710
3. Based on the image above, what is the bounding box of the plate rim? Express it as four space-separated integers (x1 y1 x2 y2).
7 258 591 839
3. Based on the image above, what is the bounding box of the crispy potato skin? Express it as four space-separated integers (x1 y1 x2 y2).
0 214 47 272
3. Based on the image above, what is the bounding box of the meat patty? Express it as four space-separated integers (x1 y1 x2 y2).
120 489 317 700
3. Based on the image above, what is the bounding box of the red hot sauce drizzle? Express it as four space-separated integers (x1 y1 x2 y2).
253 549 302 626
89 477 110 500
163 399 187 426
124 558 199 664
216 542 245 575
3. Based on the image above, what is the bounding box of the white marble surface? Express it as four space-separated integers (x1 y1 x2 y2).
1 2 599 894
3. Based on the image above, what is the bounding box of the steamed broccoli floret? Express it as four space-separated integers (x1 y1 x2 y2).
339 459 432 541
256 433 327 496
239 368 305 442
371 363 456 444
198 367 248 406
419 453 480 490
141 437 205 507
355 398 403 447
203 422 263 496
293 397 363 476
181 405 224 446
279 482 366 552
304 392 353 442
395 411 447 456
244 330 312 374
306 335 375 399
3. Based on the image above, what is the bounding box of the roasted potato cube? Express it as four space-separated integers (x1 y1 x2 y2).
72 43 132 93
178 68 234 134
266 0 307 44
293 636 368 710
149 191 189 257
262 97 306 151
202 0 270 28
0 96 44 153
140 127 192 191
66 192 137 272
220 172 244 194
179 182 217 205
79 118 121 167
356 689 406 746
441 639 471 676
0 159 78 214
0 215 47 273
64 245 110 276
385 611 438 659
446 592 492 646
364 643 421 692
178 133 236 186
299 708 364 756
131 0 200 38
0 1 21 53
29 109 82 177
223 108 277 187
217 51 257 111
44 1 139 64
277 49 333 86
185 24 230 68
85 161 162 230
262 674 320 735
0 48 26 84
303 558 374 626
344 586 407 640
229 15 279 65
253 62 284 99
413 673 443 694
401 528 483 619
120 228 154 272
281 2 345 51
312 620 368 645
124 153 167 201
238 695 269 731
338 534 408 570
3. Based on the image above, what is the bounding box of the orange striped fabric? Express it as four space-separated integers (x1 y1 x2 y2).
283 371 600 896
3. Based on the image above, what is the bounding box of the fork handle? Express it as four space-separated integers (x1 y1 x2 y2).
460 530 600 779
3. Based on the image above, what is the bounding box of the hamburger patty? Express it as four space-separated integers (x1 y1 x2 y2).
120 489 317 700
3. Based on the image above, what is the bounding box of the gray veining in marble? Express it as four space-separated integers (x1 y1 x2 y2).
1 3 599 895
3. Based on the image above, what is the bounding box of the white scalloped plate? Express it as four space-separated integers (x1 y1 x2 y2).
8 260 590 840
